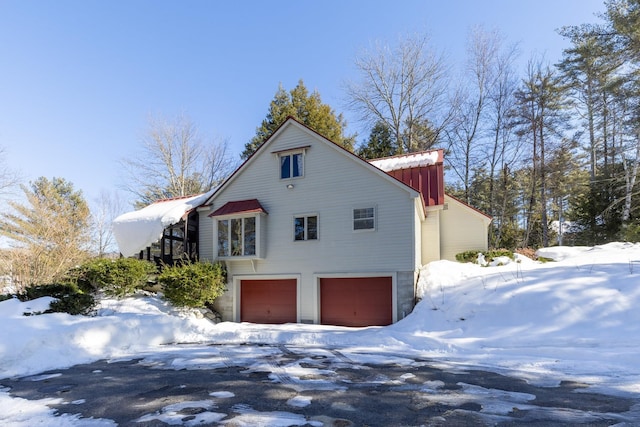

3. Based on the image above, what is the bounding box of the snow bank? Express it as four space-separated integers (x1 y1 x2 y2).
112 190 213 257
536 245 592 261
0 295 220 379
1 242 640 397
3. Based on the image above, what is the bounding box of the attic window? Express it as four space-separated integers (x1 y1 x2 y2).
280 152 304 179
273 147 309 180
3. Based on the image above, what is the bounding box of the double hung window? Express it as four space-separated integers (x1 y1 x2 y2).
353 207 375 231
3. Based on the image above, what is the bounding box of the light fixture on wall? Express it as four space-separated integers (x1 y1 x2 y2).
286 184 294 190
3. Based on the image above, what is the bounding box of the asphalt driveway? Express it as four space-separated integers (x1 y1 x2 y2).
2 344 639 426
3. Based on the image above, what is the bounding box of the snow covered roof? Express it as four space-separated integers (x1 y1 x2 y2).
369 150 442 172
112 190 214 257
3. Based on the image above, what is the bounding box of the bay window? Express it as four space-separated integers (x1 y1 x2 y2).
217 216 258 258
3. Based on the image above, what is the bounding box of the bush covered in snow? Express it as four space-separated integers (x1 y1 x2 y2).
18 283 95 315
158 261 227 308
455 249 514 265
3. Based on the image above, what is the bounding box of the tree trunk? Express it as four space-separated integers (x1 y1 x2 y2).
621 133 640 222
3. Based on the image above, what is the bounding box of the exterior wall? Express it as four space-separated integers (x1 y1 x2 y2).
202 122 421 323
421 207 442 264
439 195 490 261
210 279 233 319
197 207 214 261
396 271 416 320
413 200 422 269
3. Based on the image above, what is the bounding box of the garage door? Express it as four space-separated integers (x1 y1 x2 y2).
240 279 297 324
320 277 392 327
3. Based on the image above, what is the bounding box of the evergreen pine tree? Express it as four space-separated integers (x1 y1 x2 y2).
0 177 92 287
241 80 354 159
356 121 396 159
513 61 571 247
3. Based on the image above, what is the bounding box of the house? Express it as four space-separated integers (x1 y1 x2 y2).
111 192 210 266
113 117 491 327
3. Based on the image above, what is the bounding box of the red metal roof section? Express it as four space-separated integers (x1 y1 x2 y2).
372 150 445 207
209 199 267 217
386 164 444 207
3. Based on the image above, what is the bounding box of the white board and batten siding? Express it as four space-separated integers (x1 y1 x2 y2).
200 121 423 323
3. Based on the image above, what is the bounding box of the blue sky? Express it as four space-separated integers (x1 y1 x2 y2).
0 0 606 208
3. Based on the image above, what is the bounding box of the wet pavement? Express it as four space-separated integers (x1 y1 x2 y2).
2 344 639 426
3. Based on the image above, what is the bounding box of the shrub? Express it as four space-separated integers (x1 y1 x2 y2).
72 258 157 297
20 283 78 301
49 292 96 315
621 222 640 242
455 250 485 263
158 261 227 308
486 249 515 261
18 283 95 315
455 249 515 264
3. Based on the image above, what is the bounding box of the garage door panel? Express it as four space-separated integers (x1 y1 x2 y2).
320 277 392 327
241 279 297 324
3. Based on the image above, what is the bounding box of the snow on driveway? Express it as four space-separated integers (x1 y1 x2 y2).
0 242 640 425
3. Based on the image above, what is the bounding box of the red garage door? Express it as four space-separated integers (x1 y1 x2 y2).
320 277 392 327
240 279 297 324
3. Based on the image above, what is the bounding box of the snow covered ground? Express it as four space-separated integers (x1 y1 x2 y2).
1 242 639 425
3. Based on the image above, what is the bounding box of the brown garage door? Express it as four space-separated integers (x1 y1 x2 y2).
320 277 392 327
240 279 297 324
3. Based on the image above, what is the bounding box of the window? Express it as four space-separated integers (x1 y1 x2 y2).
280 152 304 179
218 217 256 257
353 207 375 231
294 215 318 241
217 219 229 256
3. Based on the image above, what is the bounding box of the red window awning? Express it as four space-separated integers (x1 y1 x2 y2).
209 199 267 217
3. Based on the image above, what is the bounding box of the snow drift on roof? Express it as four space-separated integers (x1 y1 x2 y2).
369 151 440 172
112 190 213 258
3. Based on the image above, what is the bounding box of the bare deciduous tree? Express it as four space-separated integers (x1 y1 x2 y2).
345 33 454 153
91 190 127 257
0 146 20 199
449 29 522 203
121 114 236 207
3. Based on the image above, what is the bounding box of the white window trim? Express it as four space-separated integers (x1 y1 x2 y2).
215 212 265 260
352 206 376 232
277 148 306 180
293 213 319 241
